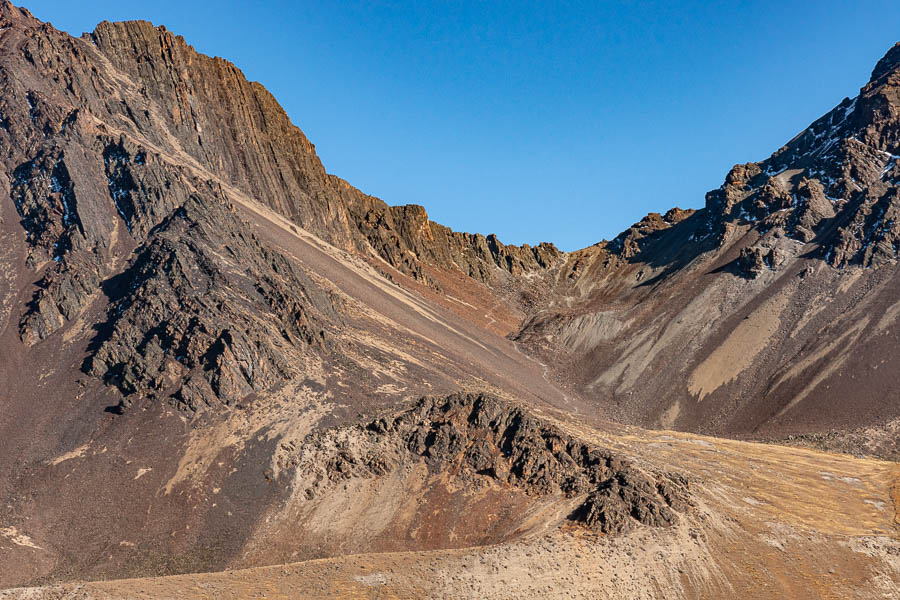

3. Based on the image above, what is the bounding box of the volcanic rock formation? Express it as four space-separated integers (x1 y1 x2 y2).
1 2 900 596
295 393 689 536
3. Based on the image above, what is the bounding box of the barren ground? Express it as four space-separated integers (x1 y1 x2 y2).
4 422 898 600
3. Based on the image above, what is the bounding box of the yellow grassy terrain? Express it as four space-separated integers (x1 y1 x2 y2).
5 421 898 600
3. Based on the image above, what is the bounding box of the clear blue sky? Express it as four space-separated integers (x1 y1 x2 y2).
22 1 900 251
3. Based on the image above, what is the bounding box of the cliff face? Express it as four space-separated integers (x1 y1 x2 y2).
87 19 359 248
87 18 562 289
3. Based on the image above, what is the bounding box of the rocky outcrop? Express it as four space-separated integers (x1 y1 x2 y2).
293 393 689 535
694 41 900 272
606 208 695 259
348 199 561 287
84 196 342 413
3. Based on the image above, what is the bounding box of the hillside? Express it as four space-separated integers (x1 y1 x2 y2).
0 2 899 597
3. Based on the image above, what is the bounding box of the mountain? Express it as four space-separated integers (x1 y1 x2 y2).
514 41 900 451
0 2 898 597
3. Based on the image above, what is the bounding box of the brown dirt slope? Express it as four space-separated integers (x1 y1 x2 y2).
3 423 898 599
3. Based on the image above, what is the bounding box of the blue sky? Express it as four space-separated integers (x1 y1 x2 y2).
23 1 900 251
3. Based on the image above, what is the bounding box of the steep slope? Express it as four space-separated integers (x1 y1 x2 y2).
0 0 565 411
0 1 577 586
0 0 559 361
516 41 900 446
1 1 900 596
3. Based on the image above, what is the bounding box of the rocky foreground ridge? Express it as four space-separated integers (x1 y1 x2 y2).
293 393 689 536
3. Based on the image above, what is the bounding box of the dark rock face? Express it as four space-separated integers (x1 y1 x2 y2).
101 137 186 238
85 196 342 413
870 42 900 84
11 147 81 260
694 42 900 272
300 393 689 535
0 5 558 409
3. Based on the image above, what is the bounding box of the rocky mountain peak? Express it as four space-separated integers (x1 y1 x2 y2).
0 6 563 415
684 40 900 276
869 41 900 84
80 15 561 294
0 0 35 27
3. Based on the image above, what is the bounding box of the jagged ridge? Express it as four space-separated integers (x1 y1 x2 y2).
293 393 690 535
0 3 558 410
85 196 342 414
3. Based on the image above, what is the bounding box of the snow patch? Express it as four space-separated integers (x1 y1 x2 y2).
26 92 37 122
